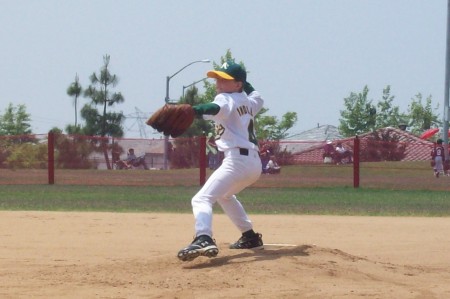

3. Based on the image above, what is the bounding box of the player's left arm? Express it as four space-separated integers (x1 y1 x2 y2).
193 103 220 116
245 82 264 114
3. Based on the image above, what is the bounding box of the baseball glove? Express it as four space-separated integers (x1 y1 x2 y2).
430 160 436 167
146 104 195 138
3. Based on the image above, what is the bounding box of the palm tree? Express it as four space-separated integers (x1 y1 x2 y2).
66 73 82 127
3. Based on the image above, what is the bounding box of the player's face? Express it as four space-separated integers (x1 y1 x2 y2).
215 78 242 93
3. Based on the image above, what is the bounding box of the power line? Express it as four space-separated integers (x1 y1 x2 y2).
123 107 151 138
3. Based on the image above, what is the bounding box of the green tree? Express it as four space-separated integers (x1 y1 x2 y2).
340 86 441 137
4 142 47 169
406 93 441 136
51 129 96 169
375 86 405 129
0 103 32 136
66 73 83 128
339 86 377 137
255 108 297 140
81 54 125 169
83 54 125 137
0 103 36 168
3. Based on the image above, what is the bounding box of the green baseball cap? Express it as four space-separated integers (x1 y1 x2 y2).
207 61 247 83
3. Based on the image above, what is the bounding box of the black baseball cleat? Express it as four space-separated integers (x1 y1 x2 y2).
177 235 219 262
229 232 264 250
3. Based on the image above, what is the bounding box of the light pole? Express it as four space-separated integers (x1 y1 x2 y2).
163 59 210 170
182 77 207 98
443 0 450 161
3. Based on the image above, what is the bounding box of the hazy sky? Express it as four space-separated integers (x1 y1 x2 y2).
0 0 447 138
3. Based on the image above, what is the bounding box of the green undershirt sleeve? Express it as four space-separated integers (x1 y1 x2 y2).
193 103 220 116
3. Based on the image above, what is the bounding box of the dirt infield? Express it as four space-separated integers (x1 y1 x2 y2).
1 212 449 298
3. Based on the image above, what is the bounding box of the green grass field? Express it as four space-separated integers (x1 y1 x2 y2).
0 184 449 216
1 161 449 216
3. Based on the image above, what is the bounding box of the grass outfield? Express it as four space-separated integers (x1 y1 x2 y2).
0 185 449 216
1 161 448 190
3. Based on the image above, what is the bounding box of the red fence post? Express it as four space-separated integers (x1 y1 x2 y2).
48 131 55 185
353 135 360 188
199 135 207 186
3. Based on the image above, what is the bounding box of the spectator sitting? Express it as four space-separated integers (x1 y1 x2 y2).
125 148 149 169
335 142 352 164
322 140 335 163
114 156 130 170
260 148 271 174
266 156 281 174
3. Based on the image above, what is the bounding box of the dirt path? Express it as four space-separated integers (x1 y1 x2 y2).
0 211 449 298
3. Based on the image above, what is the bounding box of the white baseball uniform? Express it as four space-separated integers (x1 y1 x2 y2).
192 90 264 237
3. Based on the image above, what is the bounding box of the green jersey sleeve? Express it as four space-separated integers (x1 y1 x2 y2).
193 103 221 116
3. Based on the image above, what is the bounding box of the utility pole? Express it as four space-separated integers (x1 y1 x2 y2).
443 0 450 160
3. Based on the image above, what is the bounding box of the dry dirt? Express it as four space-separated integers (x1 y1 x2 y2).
0 211 449 299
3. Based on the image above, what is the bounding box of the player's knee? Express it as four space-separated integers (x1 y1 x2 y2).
192 194 215 207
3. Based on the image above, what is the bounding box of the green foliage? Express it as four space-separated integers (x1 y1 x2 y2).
375 86 406 129
4 142 47 169
81 54 125 138
67 73 83 127
0 103 32 136
339 86 377 137
255 109 298 140
65 124 85 135
406 93 441 135
340 85 440 138
79 54 126 169
53 131 97 169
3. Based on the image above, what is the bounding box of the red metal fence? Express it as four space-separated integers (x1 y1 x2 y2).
0 131 448 190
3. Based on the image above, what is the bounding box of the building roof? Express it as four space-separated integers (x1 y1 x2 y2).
282 125 343 154
358 127 434 161
287 126 435 163
286 124 342 141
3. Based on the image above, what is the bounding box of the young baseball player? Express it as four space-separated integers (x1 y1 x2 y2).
177 61 264 262
431 138 445 178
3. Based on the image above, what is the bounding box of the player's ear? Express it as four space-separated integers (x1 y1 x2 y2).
236 81 243 91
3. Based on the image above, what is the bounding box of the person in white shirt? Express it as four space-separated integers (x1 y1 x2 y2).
335 142 352 164
177 61 264 262
266 155 281 174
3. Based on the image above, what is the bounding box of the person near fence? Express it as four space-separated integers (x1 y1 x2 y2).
322 140 335 164
266 155 281 174
431 139 445 178
124 148 149 170
112 151 129 170
335 142 353 164
177 61 264 262
260 147 271 173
